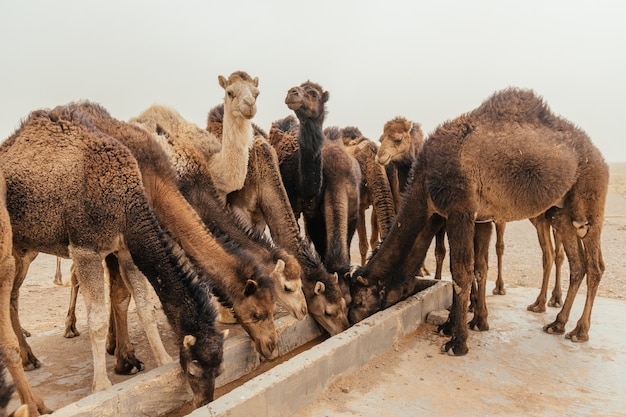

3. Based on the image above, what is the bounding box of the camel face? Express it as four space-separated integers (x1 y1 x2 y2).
306 277 350 336
271 258 308 320
180 332 224 407
376 118 414 165
218 72 259 120
285 81 329 120
234 281 279 360
348 276 382 324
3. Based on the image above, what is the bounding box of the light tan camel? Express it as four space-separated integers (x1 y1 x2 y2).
350 88 609 357
0 105 225 414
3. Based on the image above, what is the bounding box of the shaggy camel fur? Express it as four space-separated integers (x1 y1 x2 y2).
350 87 608 356
130 104 306 326
0 106 225 414
61 102 281 363
325 126 396 266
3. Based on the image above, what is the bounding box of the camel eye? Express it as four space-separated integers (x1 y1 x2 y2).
253 313 265 321
283 285 294 293
324 309 335 318
227 90 235 98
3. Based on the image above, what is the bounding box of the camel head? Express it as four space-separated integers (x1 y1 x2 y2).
218 71 259 120
233 278 279 361
348 274 385 325
376 116 414 166
270 257 308 320
285 81 329 122
180 331 225 408
304 273 350 336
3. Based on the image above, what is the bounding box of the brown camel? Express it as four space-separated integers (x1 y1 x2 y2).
59 102 280 364
326 126 396 266
0 106 225 414
350 87 608 356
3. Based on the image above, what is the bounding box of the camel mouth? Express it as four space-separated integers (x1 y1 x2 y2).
239 106 257 120
375 153 391 165
285 99 303 111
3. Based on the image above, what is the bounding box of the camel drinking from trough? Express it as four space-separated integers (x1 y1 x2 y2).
0 106 225 415
350 87 608 356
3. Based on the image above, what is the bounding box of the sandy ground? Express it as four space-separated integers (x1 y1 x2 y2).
6 163 626 414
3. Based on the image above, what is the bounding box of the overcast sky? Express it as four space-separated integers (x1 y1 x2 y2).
1 1 624 162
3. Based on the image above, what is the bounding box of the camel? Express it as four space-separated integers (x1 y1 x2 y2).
130 104 306 324
376 116 566 307
57 101 280 366
0 106 225 414
350 87 608 356
325 126 396 266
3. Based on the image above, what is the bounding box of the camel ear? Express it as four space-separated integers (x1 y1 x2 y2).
218 75 228 89
253 77 259 87
356 276 369 286
186 359 203 377
244 279 259 296
183 335 196 348
322 90 330 103
404 119 413 132
314 281 326 295
330 272 339 285
222 329 230 339
274 259 285 274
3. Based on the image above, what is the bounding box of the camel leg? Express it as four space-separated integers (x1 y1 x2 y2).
469 222 492 331
104 254 146 375
433 226 446 280
10 249 40 370
527 216 556 313
543 206 604 341
548 228 564 308
115 249 173 366
1 249 52 415
52 256 63 286
492 222 506 295
357 207 368 266
440 212 474 356
369 209 379 257
68 246 112 392
63 262 81 338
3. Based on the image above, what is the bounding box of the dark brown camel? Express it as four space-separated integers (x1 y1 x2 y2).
0 106 224 414
376 116 563 305
350 87 608 356
269 82 360 314
208 103 350 334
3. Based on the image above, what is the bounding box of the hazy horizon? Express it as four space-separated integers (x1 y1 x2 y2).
1 1 625 162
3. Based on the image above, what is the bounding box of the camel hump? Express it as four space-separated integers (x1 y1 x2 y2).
474 87 558 126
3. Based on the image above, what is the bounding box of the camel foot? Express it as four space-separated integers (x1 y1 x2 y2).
29 402 54 416
469 316 489 331
527 301 547 313
21 327 31 338
437 320 453 337
63 325 80 338
114 356 145 375
492 286 506 296
565 326 589 343
441 337 469 356
547 296 562 308
543 320 566 335
22 353 41 371
420 266 430 277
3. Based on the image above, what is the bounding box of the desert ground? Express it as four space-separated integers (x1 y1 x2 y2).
6 162 626 414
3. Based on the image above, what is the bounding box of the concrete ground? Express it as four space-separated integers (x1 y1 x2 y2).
295 283 626 417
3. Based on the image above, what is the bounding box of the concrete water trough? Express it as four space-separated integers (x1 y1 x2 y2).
45 279 451 417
